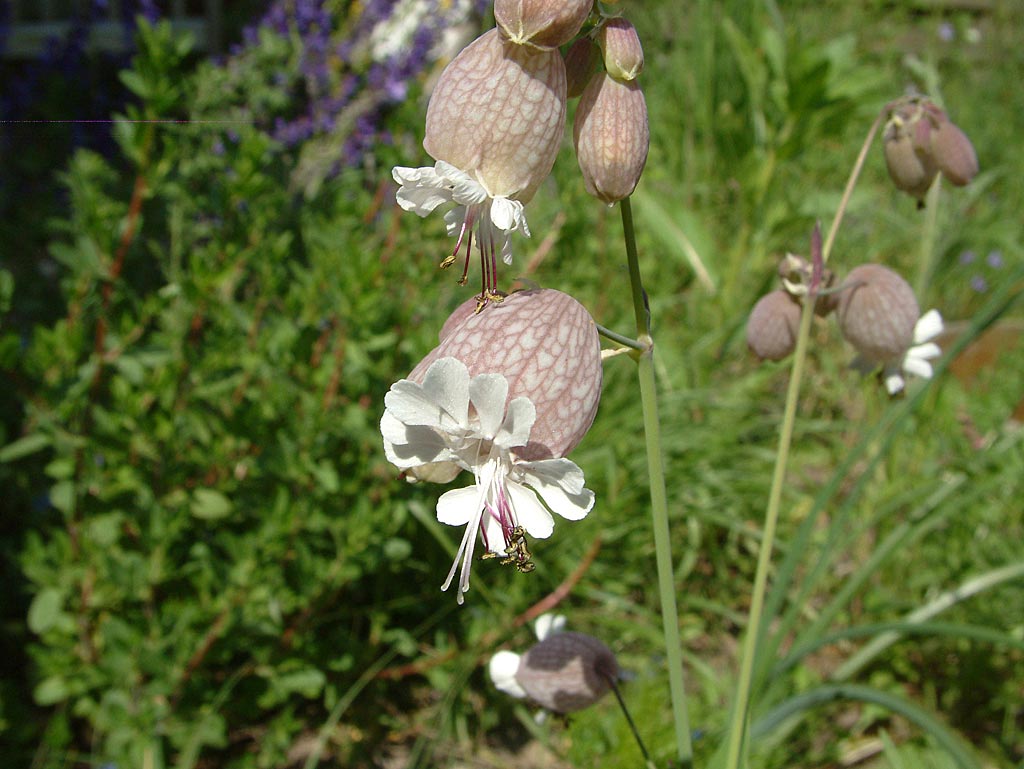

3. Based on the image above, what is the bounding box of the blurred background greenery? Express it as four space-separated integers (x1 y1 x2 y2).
1 1 1021 767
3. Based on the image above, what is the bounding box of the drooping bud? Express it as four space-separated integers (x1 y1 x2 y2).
424 28 567 204
513 631 619 713
882 96 978 204
494 0 593 50
564 36 600 98
837 264 919 364
930 119 978 187
410 289 603 461
574 72 650 204
747 290 802 362
883 110 937 204
597 17 644 81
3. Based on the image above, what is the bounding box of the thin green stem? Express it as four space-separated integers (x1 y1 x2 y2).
914 177 942 299
822 108 885 265
723 291 816 769
596 323 646 353
620 197 693 766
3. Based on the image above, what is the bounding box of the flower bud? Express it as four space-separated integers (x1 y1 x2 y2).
931 119 978 187
424 28 567 204
410 289 602 460
837 264 919 364
747 290 802 362
574 72 649 204
513 631 619 713
564 37 599 98
883 116 937 203
597 17 644 81
495 0 593 50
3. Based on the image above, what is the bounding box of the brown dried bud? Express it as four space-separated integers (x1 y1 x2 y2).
410 289 603 460
931 119 978 187
574 72 649 204
597 17 644 81
495 0 593 50
747 290 802 362
837 264 919 364
564 37 599 98
424 28 566 204
514 631 619 713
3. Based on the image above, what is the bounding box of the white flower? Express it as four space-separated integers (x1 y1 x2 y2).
392 161 531 293
884 309 944 395
381 357 594 604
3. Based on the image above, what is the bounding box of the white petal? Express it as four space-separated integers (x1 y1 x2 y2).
392 165 442 186
434 160 469 182
903 355 934 380
396 185 452 216
436 485 484 526
494 397 536 450
913 309 944 344
909 342 942 361
518 459 595 521
444 206 469 238
884 365 906 395
469 373 510 438
489 651 527 698
489 196 518 231
534 613 566 641
506 481 555 539
406 461 463 484
380 415 456 468
500 232 515 266
450 177 489 207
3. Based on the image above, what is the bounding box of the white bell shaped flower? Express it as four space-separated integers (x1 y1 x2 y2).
392 161 531 299
381 357 594 604
884 309 944 395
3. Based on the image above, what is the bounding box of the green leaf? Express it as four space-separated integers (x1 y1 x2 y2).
27 588 64 634
34 676 69 706
49 480 75 516
191 488 233 520
0 433 51 463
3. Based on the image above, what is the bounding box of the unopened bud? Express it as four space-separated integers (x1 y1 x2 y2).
837 264 919 364
883 117 937 203
747 290 802 362
931 119 978 186
513 631 619 713
574 72 649 204
495 0 593 50
597 17 643 81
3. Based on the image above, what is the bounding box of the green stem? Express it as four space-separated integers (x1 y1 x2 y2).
914 176 942 299
596 323 646 353
620 197 693 766
723 291 816 769
608 677 658 769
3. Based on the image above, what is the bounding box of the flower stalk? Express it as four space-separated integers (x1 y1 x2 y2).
620 197 693 766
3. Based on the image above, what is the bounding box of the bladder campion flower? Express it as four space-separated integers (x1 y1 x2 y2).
494 0 593 50
837 264 943 394
489 623 620 713
380 290 602 604
393 28 566 302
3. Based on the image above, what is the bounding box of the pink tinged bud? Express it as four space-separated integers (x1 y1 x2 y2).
574 73 650 204
931 119 978 186
514 631 619 713
494 0 593 50
564 37 600 99
424 28 567 205
883 120 937 203
597 17 644 81
411 289 603 460
747 290 802 362
837 264 920 364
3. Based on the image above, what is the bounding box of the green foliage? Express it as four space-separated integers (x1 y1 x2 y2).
3 3 1023 769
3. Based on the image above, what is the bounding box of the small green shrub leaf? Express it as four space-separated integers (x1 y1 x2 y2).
0 433 51 462
28 588 64 634
191 488 233 520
